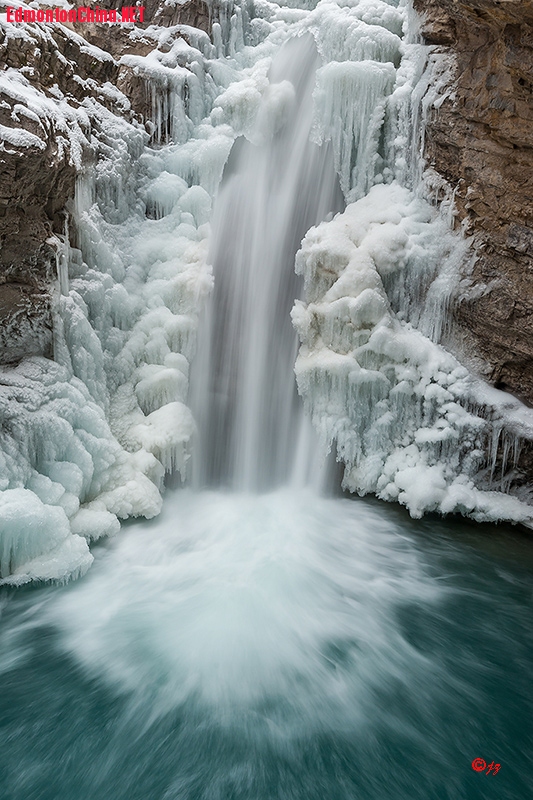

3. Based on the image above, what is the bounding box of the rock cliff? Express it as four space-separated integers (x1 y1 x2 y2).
0 0 210 363
415 0 533 407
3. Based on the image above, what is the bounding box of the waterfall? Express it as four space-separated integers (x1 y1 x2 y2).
2 0 533 587
1 6 532 799
190 35 342 491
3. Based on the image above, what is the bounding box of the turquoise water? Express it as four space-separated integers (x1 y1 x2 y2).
0 490 531 800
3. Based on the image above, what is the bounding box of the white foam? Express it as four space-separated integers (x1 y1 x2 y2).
48 489 444 728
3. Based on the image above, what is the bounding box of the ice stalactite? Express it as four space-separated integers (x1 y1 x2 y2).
0 24 218 582
292 185 533 522
312 60 396 201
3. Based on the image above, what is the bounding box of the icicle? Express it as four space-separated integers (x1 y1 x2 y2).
292 182 533 523
312 60 396 202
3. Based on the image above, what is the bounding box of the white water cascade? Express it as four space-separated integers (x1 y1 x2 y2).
191 35 342 491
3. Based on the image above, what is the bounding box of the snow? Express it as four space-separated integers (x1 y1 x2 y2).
0 121 46 150
0 68 90 166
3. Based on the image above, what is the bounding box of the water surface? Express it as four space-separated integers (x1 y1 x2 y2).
1 490 531 800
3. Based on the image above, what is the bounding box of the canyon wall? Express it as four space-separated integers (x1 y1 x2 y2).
415 0 533 407
0 0 210 363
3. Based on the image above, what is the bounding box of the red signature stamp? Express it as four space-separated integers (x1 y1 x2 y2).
472 758 501 775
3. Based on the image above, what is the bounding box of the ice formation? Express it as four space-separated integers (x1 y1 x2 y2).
0 16 219 583
1 0 533 584
293 184 533 522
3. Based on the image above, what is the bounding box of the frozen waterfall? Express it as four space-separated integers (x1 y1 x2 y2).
1 0 533 586
1 6 532 799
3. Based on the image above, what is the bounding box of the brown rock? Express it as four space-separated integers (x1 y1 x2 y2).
152 0 210 32
0 3 187 363
0 282 52 361
415 0 533 410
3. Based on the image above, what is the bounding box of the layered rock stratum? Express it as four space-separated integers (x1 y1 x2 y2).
415 0 533 407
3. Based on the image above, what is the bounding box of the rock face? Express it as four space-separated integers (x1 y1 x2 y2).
0 1 210 364
0 16 116 361
415 0 533 406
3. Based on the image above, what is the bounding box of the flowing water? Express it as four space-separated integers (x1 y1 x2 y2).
190 35 342 491
1 21 533 800
0 496 532 799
